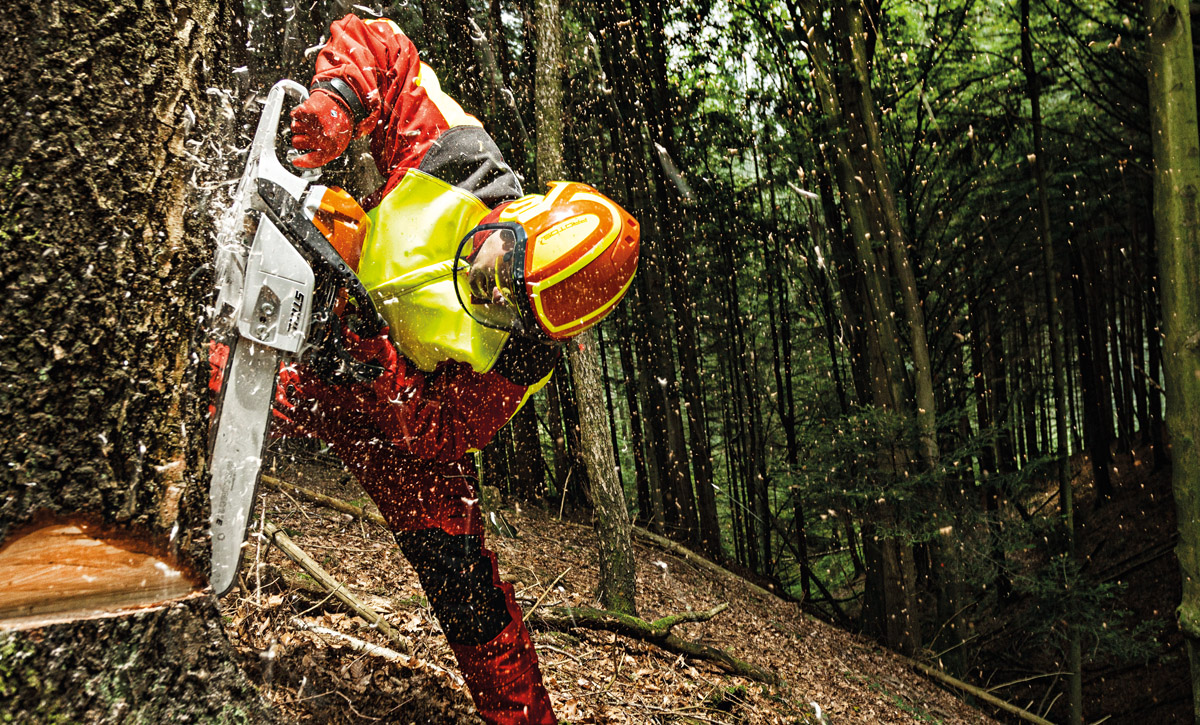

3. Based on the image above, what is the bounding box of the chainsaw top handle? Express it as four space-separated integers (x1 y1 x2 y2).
250 80 321 198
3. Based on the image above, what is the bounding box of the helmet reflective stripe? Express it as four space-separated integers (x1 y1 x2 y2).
495 181 639 341
501 188 560 225
528 192 622 286
533 267 636 335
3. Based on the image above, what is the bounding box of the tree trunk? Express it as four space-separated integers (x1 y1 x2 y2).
1146 225 1170 469
0 0 272 718
533 0 636 613
616 306 657 528
509 402 548 501
597 324 627 497
796 0 923 655
1147 0 1200 720
1070 245 1115 502
569 331 639 614
1020 1 1081 720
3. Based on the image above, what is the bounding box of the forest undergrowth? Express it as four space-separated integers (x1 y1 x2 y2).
220 445 1001 724
973 443 1186 723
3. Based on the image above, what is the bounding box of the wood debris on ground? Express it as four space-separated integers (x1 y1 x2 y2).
221 450 1001 723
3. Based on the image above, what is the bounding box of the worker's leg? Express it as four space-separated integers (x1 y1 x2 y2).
283 389 555 724
395 526 555 725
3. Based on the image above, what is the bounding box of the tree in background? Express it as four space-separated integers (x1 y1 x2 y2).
534 0 638 614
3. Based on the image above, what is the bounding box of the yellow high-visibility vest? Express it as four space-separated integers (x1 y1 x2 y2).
357 170 552 408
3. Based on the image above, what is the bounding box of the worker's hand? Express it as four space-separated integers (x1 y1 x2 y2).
339 319 419 403
341 320 396 366
290 89 354 168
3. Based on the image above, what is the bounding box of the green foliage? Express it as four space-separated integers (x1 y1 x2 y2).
1012 554 1160 665
792 405 945 542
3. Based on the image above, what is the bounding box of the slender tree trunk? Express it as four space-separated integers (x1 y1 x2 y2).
545 365 571 489
1147 224 1170 469
597 324 626 497
0 0 274 718
483 423 513 494
616 306 657 528
796 0 926 655
1147 1 1200 720
509 402 547 501
533 0 636 612
1070 245 1115 502
1020 1 1081 720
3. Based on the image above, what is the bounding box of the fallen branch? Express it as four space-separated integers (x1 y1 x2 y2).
262 520 411 654
905 658 1053 725
262 476 389 530
631 526 786 606
528 603 780 685
290 617 463 688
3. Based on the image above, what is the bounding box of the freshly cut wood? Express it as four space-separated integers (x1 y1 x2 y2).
0 523 200 630
262 520 412 653
528 602 780 684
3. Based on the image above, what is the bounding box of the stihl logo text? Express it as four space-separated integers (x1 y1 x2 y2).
287 291 305 334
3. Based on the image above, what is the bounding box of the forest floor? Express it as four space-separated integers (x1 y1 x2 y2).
976 443 1188 724
220 447 1003 724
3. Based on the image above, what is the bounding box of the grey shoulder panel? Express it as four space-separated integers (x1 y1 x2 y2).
418 126 524 207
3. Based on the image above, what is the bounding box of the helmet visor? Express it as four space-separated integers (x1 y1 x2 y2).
454 222 527 333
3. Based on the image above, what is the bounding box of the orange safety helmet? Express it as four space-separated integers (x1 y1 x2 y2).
455 182 640 342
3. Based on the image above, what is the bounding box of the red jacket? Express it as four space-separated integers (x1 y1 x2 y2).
262 16 555 534
312 14 523 209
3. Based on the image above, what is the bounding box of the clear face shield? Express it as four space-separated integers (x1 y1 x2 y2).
453 222 532 335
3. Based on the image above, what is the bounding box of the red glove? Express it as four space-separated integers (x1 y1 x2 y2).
339 321 414 398
289 89 354 168
341 321 396 367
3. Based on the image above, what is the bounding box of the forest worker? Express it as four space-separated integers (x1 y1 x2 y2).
277 12 638 725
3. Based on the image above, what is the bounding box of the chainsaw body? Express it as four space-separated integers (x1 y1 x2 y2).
207 80 381 597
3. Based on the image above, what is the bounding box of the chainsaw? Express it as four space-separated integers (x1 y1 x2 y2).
206 80 383 597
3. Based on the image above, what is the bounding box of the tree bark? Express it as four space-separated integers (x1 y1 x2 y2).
509 402 548 501
1147 0 1200 720
795 0 923 655
533 0 637 614
1020 1 1081 719
0 0 272 718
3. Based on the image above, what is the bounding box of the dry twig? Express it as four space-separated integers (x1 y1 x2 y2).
262 520 412 654
262 475 389 529
290 617 464 687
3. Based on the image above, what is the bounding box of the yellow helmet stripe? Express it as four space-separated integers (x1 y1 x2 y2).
527 191 622 290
